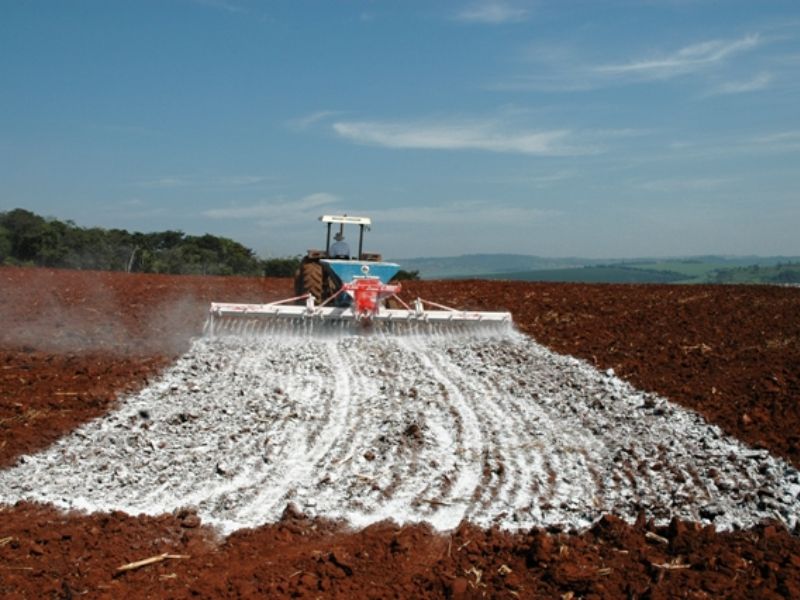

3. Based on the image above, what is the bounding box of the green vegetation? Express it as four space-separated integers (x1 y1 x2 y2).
0 209 424 280
614 258 800 284
618 259 728 281
708 263 800 284
482 261 800 285
0 208 265 276
392 269 421 281
432 255 800 285
262 257 302 277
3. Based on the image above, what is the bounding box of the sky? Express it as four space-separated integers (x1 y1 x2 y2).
1 0 799 260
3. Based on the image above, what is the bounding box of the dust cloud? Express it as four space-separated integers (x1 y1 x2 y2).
0 268 207 355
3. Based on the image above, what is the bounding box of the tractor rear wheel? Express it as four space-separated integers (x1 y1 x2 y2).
294 259 324 302
385 296 403 309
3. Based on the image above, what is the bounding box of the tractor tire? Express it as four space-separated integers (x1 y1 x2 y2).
385 296 404 310
294 259 324 302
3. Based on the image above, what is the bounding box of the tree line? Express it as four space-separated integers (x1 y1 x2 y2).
0 208 271 276
709 262 800 284
0 208 420 279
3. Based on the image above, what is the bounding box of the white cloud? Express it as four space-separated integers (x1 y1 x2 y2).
189 0 245 14
595 34 761 80
456 1 528 24
215 175 273 186
489 75 596 93
137 177 188 189
660 130 800 161
136 175 274 189
636 177 733 193
705 72 773 96
752 130 800 145
501 170 580 188
492 41 598 92
97 124 161 136
203 193 339 220
495 34 765 92
369 201 560 226
288 110 344 130
331 118 591 156
102 199 167 220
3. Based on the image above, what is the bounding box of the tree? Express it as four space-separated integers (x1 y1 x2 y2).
262 257 301 277
392 269 420 281
147 230 185 251
0 208 269 276
1 208 47 262
37 218 70 267
772 266 800 283
0 225 11 263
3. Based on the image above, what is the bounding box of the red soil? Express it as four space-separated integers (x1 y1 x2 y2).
406 280 800 468
1 266 799 598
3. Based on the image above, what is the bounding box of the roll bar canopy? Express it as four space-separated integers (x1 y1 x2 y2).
320 215 371 258
320 215 371 226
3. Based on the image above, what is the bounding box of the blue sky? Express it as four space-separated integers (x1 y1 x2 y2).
2 1 799 259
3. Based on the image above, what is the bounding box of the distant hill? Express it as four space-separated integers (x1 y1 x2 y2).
483 266 687 284
392 254 800 284
391 254 622 279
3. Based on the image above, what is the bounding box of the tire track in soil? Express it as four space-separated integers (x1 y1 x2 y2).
1 332 799 535
312 339 374 514
343 337 471 529
396 336 485 529
188 343 291 517
354 340 423 517
330 339 418 521
237 340 351 525
416 342 519 525
443 339 590 526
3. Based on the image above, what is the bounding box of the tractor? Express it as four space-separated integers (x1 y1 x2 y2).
207 214 511 334
294 215 401 309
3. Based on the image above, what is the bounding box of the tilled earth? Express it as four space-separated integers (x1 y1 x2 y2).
1 266 799 598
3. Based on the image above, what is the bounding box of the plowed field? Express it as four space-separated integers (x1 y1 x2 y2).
1 266 799 598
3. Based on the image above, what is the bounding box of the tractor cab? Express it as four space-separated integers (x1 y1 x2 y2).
320 215 375 261
303 215 381 262
295 215 400 305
